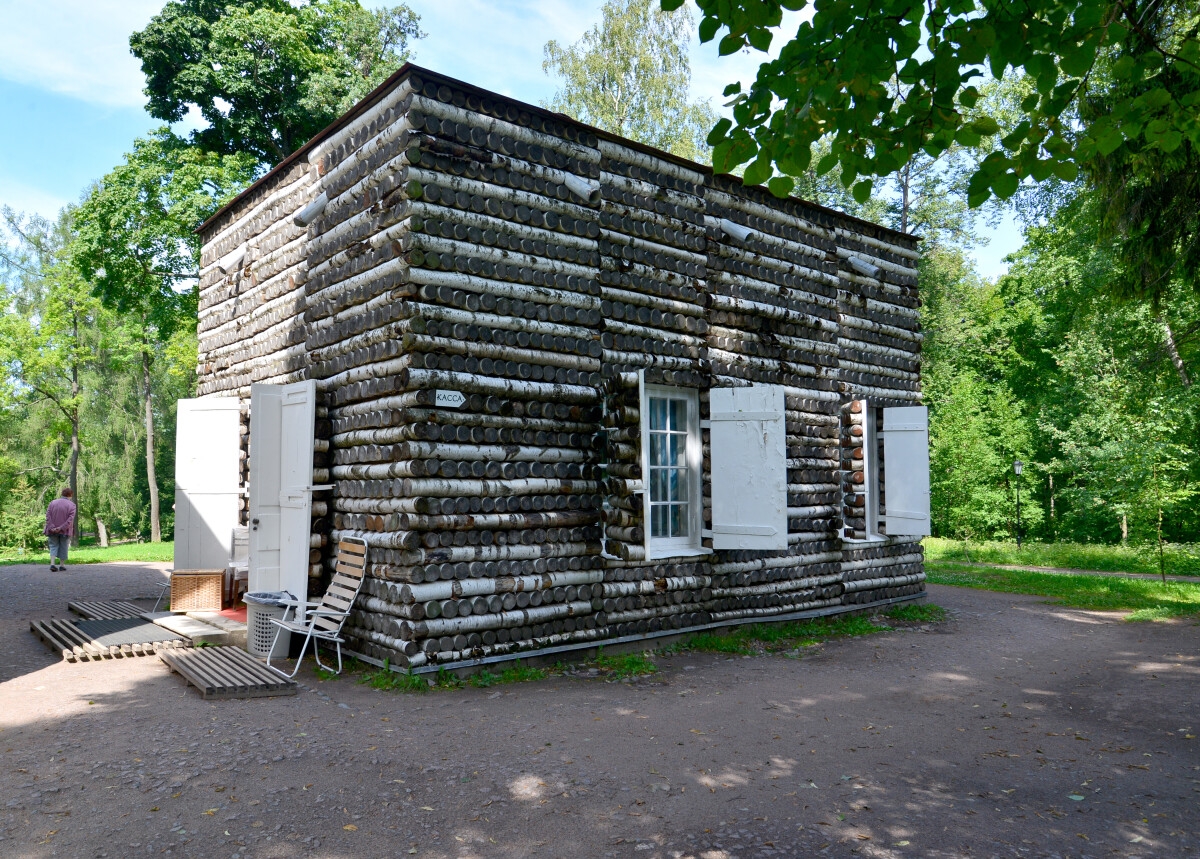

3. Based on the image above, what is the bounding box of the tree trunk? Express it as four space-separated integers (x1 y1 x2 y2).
95 517 109 548
1158 313 1191 387
899 161 911 234
69 305 80 546
1048 473 1055 541
1120 512 1128 546
142 344 161 543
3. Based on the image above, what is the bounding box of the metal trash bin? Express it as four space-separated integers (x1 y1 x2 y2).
243 591 294 658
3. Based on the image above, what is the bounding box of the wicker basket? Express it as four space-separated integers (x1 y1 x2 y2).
170 571 225 612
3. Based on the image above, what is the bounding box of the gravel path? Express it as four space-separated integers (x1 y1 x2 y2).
1 562 1198 858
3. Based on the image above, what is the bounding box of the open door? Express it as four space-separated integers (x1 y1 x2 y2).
249 381 318 604
174 397 242 569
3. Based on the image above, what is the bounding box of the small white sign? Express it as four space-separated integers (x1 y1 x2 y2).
435 390 466 408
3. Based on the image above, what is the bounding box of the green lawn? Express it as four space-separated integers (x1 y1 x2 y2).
0 541 174 567
926 561 1200 621
923 536 1200 577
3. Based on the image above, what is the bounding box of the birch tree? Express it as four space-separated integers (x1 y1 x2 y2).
543 0 718 163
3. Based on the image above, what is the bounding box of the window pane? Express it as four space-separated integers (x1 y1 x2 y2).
668 466 688 502
650 468 667 502
667 433 686 467
670 503 688 537
668 398 687 431
649 397 668 431
649 433 667 468
651 504 668 538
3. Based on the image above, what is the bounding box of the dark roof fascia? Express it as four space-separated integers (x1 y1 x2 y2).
198 63 919 246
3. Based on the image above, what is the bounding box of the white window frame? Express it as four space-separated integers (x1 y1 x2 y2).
846 402 887 544
641 384 704 559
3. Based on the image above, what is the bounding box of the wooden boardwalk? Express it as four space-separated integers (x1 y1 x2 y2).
30 617 189 662
159 646 298 700
67 600 143 620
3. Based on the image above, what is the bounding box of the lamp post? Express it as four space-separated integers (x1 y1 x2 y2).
1013 460 1024 549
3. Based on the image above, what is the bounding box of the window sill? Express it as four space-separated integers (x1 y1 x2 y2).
645 545 713 561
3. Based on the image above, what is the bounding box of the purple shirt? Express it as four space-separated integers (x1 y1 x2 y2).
45 498 76 536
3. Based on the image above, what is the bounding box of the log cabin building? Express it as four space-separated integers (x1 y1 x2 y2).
176 64 929 673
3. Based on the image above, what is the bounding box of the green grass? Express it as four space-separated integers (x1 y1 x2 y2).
923 536 1200 577
671 611 908 656
466 664 549 687
594 650 658 679
883 602 947 623
0 541 175 567
926 561 1200 621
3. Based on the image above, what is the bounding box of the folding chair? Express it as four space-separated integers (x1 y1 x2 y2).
265 538 368 678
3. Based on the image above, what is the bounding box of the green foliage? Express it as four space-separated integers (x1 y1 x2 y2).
923 537 1200 577
544 0 718 163
926 562 1200 619
131 0 424 164
688 0 1200 216
73 129 255 334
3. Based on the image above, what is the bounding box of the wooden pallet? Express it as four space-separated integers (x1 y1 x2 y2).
159 646 299 700
30 618 190 662
68 600 143 620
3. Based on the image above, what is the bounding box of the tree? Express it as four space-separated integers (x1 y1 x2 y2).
0 209 108 543
544 0 718 163
74 130 255 542
131 0 424 165
674 1 1199 265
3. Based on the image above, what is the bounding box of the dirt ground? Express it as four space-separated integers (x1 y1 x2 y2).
0 562 1197 859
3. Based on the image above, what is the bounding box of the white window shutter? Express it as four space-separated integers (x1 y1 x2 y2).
174 397 241 570
881 405 931 537
249 385 284 593
278 380 318 604
709 385 787 550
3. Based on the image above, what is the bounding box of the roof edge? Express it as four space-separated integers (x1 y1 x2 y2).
198 63 920 245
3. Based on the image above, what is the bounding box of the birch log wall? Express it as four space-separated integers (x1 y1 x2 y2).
195 65 926 671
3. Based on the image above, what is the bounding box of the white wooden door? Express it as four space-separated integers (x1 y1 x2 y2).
249 385 283 593
174 397 241 570
709 385 788 550
248 381 317 603
278 381 318 602
881 405 932 537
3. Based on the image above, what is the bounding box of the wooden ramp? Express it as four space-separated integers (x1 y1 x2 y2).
68 600 143 620
30 617 189 662
159 646 298 700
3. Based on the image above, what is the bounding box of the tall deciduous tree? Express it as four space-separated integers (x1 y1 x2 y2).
74 130 255 542
131 0 424 165
544 0 718 163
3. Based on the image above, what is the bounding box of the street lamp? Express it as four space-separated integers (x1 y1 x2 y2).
1013 460 1024 549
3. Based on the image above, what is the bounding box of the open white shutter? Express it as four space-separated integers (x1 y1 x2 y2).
881 405 931 537
249 385 283 593
709 385 787 550
278 380 318 604
174 397 241 569
249 381 317 604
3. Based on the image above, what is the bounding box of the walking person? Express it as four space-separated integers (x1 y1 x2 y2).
45 487 76 572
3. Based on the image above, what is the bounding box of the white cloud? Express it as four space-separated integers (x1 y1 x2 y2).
0 175 71 221
399 0 589 107
0 0 161 107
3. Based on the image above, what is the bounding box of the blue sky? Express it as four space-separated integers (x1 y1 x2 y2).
0 0 1024 277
